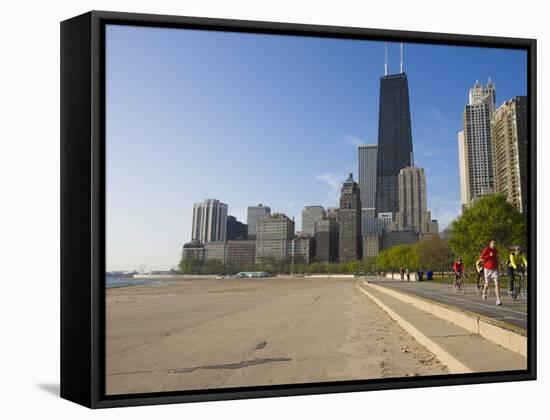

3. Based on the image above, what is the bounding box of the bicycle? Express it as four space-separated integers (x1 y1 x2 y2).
452 272 467 294
511 269 527 301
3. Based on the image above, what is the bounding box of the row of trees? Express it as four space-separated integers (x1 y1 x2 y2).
178 255 379 275
178 194 527 276
376 235 453 274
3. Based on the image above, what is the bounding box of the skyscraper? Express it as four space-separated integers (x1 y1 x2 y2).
255 213 295 263
314 219 339 263
191 199 228 243
338 173 362 262
459 79 496 207
395 166 437 234
491 96 528 213
358 144 378 220
375 72 414 220
226 215 248 240
457 131 469 209
247 204 271 238
363 234 381 258
288 235 315 265
226 240 256 267
301 205 325 236
204 242 227 264
326 207 339 221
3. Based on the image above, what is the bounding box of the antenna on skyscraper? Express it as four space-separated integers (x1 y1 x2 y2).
400 43 404 73
384 42 388 76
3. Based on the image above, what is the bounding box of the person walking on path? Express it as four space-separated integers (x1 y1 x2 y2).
507 245 527 297
400 267 405 281
480 240 502 305
405 268 410 281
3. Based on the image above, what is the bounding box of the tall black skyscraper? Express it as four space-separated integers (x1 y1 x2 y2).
375 72 414 219
226 215 248 240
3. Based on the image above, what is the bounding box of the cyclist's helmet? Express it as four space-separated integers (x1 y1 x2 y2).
514 245 522 252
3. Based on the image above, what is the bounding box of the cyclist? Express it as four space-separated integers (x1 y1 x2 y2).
480 240 501 306
507 245 527 297
475 257 484 292
453 256 465 288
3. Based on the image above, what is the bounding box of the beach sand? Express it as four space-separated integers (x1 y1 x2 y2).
106 277 447 395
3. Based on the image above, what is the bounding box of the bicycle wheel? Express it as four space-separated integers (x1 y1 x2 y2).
511 271 522 300
452 279 461 294
453 277 465 294
519 273 528 301
475 280 483 295
459 279 466 295
511 280 519 299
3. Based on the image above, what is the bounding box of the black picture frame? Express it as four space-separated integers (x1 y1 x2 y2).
60 10 537 409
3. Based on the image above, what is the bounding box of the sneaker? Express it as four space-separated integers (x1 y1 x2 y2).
508 290 513 297
482 293 487 300
496 300 502 306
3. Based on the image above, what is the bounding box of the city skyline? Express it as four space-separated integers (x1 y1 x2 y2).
106 24 527 271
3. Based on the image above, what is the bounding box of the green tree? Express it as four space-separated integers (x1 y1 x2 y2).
200 259 224 274
416 234 454 275
376 248 391 271
363 256 378 273
347 260 362 273
327 262 339 273
376 243 419 272
449 194 527 267
178 254 204 274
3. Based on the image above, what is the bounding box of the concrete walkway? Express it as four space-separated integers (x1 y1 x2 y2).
366 276 527 329
357 282 527 373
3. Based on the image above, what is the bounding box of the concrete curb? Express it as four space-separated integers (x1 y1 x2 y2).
355 284 471 374
364 280 527 357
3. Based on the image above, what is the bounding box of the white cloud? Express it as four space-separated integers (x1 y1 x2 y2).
315 173 339 189
315 173 341 206
429 196 461 231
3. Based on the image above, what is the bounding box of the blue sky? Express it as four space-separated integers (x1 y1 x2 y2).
105 24 527 271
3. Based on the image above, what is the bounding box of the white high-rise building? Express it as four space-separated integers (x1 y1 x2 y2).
459 79 496 208
191 199 228 243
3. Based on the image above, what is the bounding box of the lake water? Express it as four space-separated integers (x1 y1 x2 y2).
105 276 176 289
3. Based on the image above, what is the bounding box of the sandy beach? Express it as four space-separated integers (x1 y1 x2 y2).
106 277 447 395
